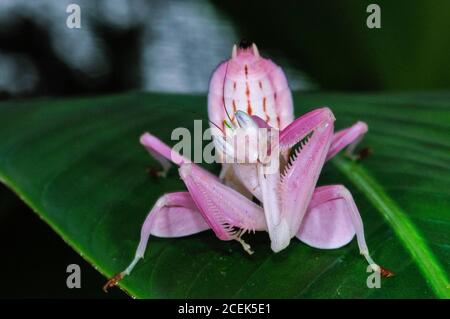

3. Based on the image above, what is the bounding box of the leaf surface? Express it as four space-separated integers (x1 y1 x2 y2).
0 92 448 298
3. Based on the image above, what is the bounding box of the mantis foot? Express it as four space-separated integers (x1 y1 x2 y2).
234 229 254 255
146 166 168 178
103 272 125 292
355 147 373 161
236 237 254 255
379 266 395 278
345 146 373 162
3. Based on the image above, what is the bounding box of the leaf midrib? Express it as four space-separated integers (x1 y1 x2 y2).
333 156 450 298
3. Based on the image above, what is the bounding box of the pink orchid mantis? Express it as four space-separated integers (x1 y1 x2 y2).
104 41 392 292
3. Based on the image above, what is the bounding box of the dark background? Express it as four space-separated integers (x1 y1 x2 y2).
0 0 449 298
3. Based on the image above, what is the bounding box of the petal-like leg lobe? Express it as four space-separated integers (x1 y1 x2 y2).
296 185 356 249
326 121 368 161
139 132 264 242
137 192 209 247
104 192 209 291
298 185 368 254
296 185 387 274
140 132 217 181
280 107 335 149
140 132 189 167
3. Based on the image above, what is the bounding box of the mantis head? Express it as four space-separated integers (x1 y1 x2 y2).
213 111 279 167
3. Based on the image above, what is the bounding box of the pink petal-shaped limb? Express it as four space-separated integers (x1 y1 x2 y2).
326 121 368 161
252 113 368 162
179 163 267 246
141 192 209 238
140 132 190 177
296 185 356 249
140 131 266 246
106 134 267 289
228 116 369 203
131 192 210 260
279 107 334 148
233 109 337 252
104 192 210 292
140 132 218 180
267 107 335 252
296 185 392 276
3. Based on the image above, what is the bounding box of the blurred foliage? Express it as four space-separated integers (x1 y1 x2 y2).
2 0 449 98
213 0 450 90
0 0 239 98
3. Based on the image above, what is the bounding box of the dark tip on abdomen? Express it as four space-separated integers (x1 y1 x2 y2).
238 39 252 49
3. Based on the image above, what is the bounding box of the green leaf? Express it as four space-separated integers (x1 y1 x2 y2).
0 92 448 298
